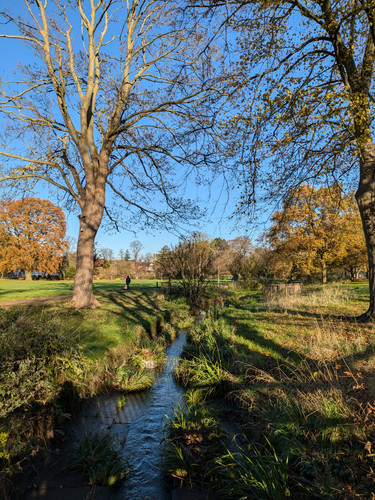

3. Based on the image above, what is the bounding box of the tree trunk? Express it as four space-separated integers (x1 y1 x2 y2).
25 270 32 281
322 260 327 285
356 141 375 320
71 197 105 308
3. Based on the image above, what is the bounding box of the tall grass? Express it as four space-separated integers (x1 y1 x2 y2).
265 284 350 313
214 440 290 499
66 431 129 486
169 289 375 498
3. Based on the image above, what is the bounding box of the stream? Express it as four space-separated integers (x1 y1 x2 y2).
61 331 187 500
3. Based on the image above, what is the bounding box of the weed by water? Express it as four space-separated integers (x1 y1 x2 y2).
175 315 240 399
129 343 166 369
66 431 129 486
113 365 154 392
163 403 226 488
213 440 290 500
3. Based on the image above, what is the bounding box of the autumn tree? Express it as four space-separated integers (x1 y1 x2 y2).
267 185 366 283
0 1 221 307
333 196 368 280
199 0 375 318
0 197 67 280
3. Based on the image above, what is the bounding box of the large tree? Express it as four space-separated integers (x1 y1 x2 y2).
0 197 67 280
204 0 375 318
0 0 220 307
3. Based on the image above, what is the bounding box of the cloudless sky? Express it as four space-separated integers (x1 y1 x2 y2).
0 0 271 258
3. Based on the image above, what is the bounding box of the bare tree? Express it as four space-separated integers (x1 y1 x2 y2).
100 247 114 262
172 232 215 300
0 0 221 307
130 240 144 263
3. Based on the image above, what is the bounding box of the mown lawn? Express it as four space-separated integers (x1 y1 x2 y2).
0 278 159 303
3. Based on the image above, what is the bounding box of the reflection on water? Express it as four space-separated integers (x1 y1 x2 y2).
112 332 186 500
73 333 187 500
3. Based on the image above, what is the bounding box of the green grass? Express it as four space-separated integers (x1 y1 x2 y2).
0 278 160 303
0 288 192 497
66 431 130 486
0 277 237 303
168 282 375 498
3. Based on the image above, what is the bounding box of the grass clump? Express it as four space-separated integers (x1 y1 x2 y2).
112 365 155 392
66 431 129 486
163 403 226 488
214 440 290 500
174 315 240 400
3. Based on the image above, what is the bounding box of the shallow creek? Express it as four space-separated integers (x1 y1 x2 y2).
65 331 186 500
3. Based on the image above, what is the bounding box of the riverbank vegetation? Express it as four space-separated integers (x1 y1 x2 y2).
164 282 375 498
0 290 193 497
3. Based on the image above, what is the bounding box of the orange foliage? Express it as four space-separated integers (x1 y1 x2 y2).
0 198 68 276
268 185 366 282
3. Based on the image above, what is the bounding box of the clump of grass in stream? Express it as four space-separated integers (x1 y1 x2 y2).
163 403 226 488
112 365 154 392
162 323 178 344
174 314 241 399
66 431 129 487
129 343 166 369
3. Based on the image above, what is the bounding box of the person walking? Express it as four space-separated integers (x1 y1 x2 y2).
124 275 131 290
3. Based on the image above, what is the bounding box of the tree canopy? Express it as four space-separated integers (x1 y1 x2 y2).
267 185 367 283
200 0 375 317
0 197 67 279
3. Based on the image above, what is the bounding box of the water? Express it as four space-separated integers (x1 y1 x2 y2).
72 332 187 500
111 332 186 499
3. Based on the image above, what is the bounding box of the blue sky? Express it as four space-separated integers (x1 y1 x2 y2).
0 0 271 257
64 177 265 257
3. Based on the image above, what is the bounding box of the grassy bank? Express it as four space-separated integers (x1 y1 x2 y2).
164 282 375 498
0 289 193 498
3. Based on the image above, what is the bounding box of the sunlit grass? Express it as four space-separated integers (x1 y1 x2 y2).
0 278 160 302
168 282 375 497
